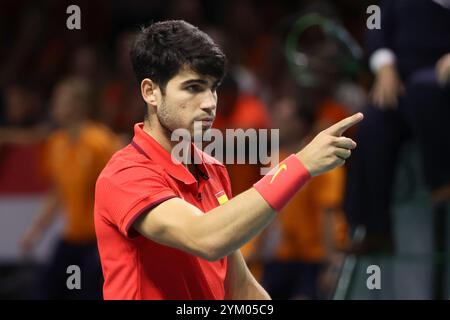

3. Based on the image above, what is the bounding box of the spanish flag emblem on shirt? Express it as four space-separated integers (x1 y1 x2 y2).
215 190 229 205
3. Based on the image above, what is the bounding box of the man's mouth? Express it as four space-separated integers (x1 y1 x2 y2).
195 117 215 126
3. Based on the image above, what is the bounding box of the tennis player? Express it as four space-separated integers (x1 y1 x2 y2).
94 20 363 300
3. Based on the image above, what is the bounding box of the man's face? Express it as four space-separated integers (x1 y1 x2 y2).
154 67 219 137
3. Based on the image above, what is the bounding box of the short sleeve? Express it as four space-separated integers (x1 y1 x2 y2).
96 165 178 238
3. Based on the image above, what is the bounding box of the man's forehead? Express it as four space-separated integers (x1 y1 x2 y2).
172 67 217 84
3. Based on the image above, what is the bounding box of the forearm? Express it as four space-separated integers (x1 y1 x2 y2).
245 281 271 300
195 153 312 260
227 277 271 300
224 250 271 300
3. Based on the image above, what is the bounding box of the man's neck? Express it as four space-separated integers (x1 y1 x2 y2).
142 118 193 172
143 118 175 153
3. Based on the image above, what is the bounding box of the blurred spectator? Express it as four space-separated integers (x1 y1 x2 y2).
68 46 106 88
344 0 450 254
0 79 51 193
1 80 44 127
20 77 120 299
0 78 51 146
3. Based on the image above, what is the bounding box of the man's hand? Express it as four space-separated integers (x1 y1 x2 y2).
370 64 404 109
296 113 363 177
436 53 450 87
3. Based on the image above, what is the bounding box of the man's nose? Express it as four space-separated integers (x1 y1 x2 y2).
200 89 217 112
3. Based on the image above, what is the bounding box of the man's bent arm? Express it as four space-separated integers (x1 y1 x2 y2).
134 187 275 261
133 113 363 261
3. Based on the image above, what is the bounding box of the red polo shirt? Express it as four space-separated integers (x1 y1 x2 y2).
94 123 233 300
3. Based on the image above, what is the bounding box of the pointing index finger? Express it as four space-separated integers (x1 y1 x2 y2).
325 112 364 137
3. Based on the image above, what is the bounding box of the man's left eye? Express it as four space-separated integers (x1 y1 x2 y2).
186 85 203 93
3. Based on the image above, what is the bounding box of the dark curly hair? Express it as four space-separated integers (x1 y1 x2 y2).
130 20 227 95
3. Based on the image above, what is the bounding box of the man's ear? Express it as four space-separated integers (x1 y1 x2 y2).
141 78 159 107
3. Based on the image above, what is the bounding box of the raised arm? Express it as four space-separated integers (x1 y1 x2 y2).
133 113 363 261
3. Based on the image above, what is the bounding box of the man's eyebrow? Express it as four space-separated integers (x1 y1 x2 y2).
180 79 209 86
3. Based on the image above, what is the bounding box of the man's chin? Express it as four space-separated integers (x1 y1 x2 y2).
191 127 210 138
191 122 213 134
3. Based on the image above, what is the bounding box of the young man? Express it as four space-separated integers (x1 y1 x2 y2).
94 20 363 300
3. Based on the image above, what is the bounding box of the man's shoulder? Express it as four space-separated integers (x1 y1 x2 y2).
97 144 165 184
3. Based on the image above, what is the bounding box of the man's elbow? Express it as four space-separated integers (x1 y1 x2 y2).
186 220 229 261
197 243 227 262
196 237 229 262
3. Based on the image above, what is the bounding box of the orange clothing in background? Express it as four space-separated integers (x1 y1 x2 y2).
214 94 272 132
43 122 120 243
275 162 348 262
